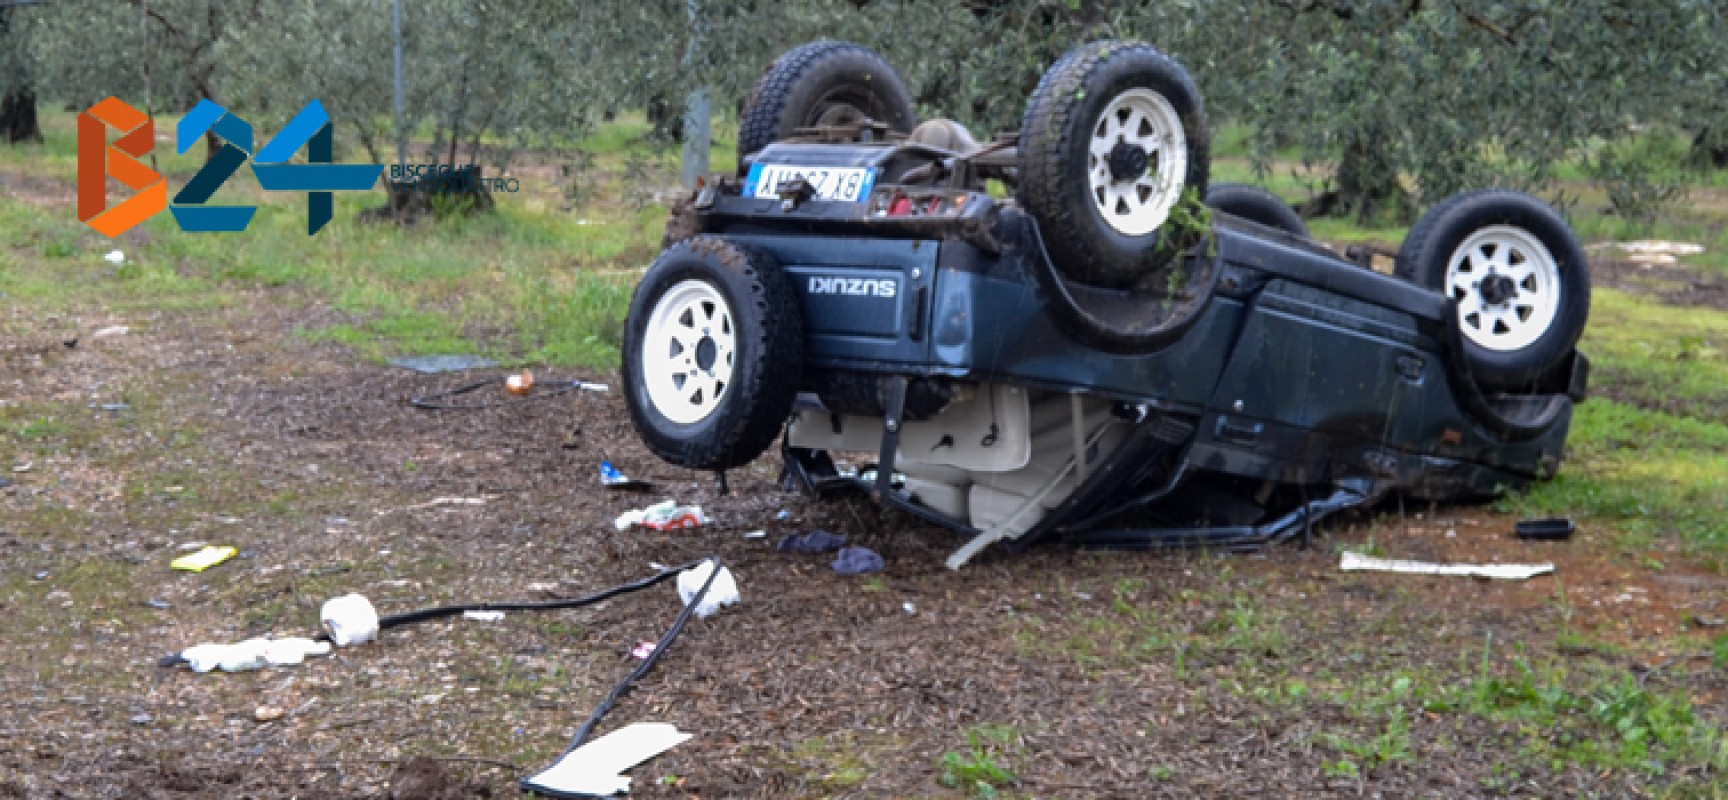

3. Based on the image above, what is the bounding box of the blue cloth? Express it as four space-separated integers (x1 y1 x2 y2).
777 529 846 553
831 546 884 575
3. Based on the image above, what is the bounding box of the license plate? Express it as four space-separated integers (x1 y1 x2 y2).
746 163 876 203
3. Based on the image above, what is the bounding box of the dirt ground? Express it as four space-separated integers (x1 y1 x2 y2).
3 277 1724 799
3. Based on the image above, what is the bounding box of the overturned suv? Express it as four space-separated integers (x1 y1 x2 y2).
623 41 1590 567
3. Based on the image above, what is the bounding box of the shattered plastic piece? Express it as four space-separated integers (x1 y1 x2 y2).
902 602 917 614
320 593 380 646
387 354 500 373
521 722 693 797
775 510 792 521
676 562 739 618
170 545 238 573
91 325 128 338
463 610 505 622
630 640 657 660
832 546 885 575
615 499 707 531
103 249 125 265
777 529 846 553
743 530 767 540
1515 518 1576 541
600 460 654 492
1340 551 1554 581
180 637 331 673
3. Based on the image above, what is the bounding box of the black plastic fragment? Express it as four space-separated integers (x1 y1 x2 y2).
1515 518 1575 541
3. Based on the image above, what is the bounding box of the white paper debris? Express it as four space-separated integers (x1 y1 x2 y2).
92 325 129 338
181 637 332 673
676 562 740 618
103 250 125 265
462 610 505 622
522 723 692 797
320 593 380 646
613 499 707 531
1340 551 1554 581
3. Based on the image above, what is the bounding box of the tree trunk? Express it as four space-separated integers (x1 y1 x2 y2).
1300 137 1408 222
1 86 42 144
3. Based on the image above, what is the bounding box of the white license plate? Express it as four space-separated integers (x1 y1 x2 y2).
746 164 876 202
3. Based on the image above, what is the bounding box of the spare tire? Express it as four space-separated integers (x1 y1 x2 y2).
622 237 803 470
1018 41 1210 288
1204 183 1309 238
737 41 918 165
1395 189 1590 391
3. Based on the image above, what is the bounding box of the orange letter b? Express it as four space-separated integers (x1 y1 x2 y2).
77 97 167 237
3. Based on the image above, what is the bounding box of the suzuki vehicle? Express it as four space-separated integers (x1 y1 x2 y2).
622 41 1590 567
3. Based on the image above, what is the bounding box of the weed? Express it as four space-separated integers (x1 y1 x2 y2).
938 724 1019 798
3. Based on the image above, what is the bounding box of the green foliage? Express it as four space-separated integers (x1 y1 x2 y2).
938 724 1019 798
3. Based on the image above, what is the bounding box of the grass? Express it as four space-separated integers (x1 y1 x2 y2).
938 724 1021 799
0 108 715 371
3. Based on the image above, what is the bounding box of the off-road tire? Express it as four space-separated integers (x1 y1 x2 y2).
1018 41 1210 288
1396 189 1590 391
622 237 803 470
737 41 917 165
1205 183 1309 238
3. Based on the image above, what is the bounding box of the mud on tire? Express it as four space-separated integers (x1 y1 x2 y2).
1395 189 1590 391
622 237 804 470
737 41 918 166
1018 41 1210 288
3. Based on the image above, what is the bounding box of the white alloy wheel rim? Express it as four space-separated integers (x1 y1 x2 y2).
1445 225 1562 352
1088 87 1187 237
642 279 736 425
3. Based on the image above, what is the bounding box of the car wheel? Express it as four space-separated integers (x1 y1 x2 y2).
1395 189 1590 390
1204 183 1309 238
737 41 918 165
1018 41 1210 288
622 237 803 470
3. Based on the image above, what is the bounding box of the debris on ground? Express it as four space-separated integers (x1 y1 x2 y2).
91 325 129 338
1588 239 1705 265
614 500 707 531
1340 551 1554 580
103 249 125 265
743 530 767 540
833 546 885 575
630 640 658 660
1515 518 1576 541
505 369 535 396
179 637 332 673
462 610 505 622
600 460 655 492
777 529 845 553
253 705 285 723
170 545 238 573
521 722 693 797
676 562 739 618
387 354 500 373
321 593 380 646
381 495 497 515
11 462 31 473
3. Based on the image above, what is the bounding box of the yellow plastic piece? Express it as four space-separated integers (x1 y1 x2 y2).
171 545 238 573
